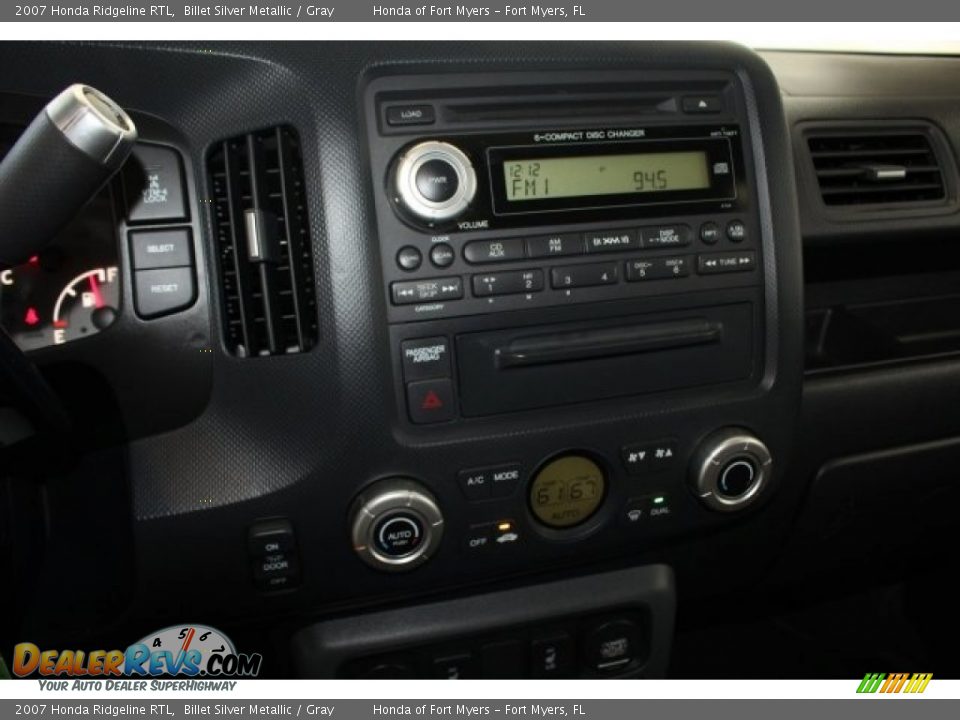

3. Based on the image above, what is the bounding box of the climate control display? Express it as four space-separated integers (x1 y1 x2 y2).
529 454 606 529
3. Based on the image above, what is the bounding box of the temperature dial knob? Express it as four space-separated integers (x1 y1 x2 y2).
690 428 773 512
350 478 444 572
392 141 477 224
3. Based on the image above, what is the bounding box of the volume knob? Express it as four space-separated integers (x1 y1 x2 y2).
393 141 477 224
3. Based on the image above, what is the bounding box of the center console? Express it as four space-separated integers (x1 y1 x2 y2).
347 67 799 571
287 59 803 676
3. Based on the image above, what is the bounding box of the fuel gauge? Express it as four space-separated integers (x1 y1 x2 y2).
51 266 120 345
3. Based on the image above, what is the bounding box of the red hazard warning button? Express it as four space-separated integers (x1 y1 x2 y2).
406 379 456 424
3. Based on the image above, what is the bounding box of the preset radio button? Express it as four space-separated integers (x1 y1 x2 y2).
472 269 544 297
624 256 690 281
550 262 619 289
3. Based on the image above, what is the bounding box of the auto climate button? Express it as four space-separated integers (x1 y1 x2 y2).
350 478 444 572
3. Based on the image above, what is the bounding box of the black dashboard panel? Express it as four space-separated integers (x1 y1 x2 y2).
1 41 812 677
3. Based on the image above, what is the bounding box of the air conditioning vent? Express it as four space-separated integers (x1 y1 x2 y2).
807 129 947 208
208 126 318 357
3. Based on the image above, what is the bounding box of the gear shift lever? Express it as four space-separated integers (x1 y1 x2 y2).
0 84 137 267
0 85 136 452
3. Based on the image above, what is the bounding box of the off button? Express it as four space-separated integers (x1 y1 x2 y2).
374 513 425 558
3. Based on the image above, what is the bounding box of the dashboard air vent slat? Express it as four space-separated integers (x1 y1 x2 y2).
807 130 946 207
208 126 318 357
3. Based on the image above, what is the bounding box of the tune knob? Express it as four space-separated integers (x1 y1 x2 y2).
350 478 444 572
689 428 773 512
392 141 477 223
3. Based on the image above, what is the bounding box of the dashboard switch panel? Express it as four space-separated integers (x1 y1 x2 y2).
249 519 301 592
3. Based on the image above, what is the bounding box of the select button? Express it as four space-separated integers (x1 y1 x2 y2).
130 228 193 270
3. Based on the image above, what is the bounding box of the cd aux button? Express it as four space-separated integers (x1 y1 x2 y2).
463 238 525 264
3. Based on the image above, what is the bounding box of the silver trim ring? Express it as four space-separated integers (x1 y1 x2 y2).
394 141 477 223
691 430 773 513
46 84 137 168
350 478 444 572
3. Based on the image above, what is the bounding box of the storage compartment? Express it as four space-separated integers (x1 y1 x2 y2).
805 238 960 372
456 303 755 417
807 295 960 370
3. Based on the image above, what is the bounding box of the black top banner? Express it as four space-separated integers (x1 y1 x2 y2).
3 0 960 21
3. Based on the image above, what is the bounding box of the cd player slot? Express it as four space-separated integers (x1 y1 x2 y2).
495 318 722 369
456 303 754 417
445 96 677 123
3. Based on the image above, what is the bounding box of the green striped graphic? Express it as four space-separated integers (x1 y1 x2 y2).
857 672 933 694
857 673 886 693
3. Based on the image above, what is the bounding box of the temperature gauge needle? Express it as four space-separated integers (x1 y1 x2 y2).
89 273 105 309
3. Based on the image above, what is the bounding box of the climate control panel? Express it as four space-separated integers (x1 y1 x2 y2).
350 429 775 573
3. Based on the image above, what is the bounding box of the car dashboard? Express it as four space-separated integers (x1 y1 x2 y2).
1 41 959 680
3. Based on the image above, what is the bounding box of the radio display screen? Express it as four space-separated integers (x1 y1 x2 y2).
487 136 738 215
503 151 710 202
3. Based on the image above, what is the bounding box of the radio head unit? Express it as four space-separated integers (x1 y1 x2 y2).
365 69 769 429
389 124 746 232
